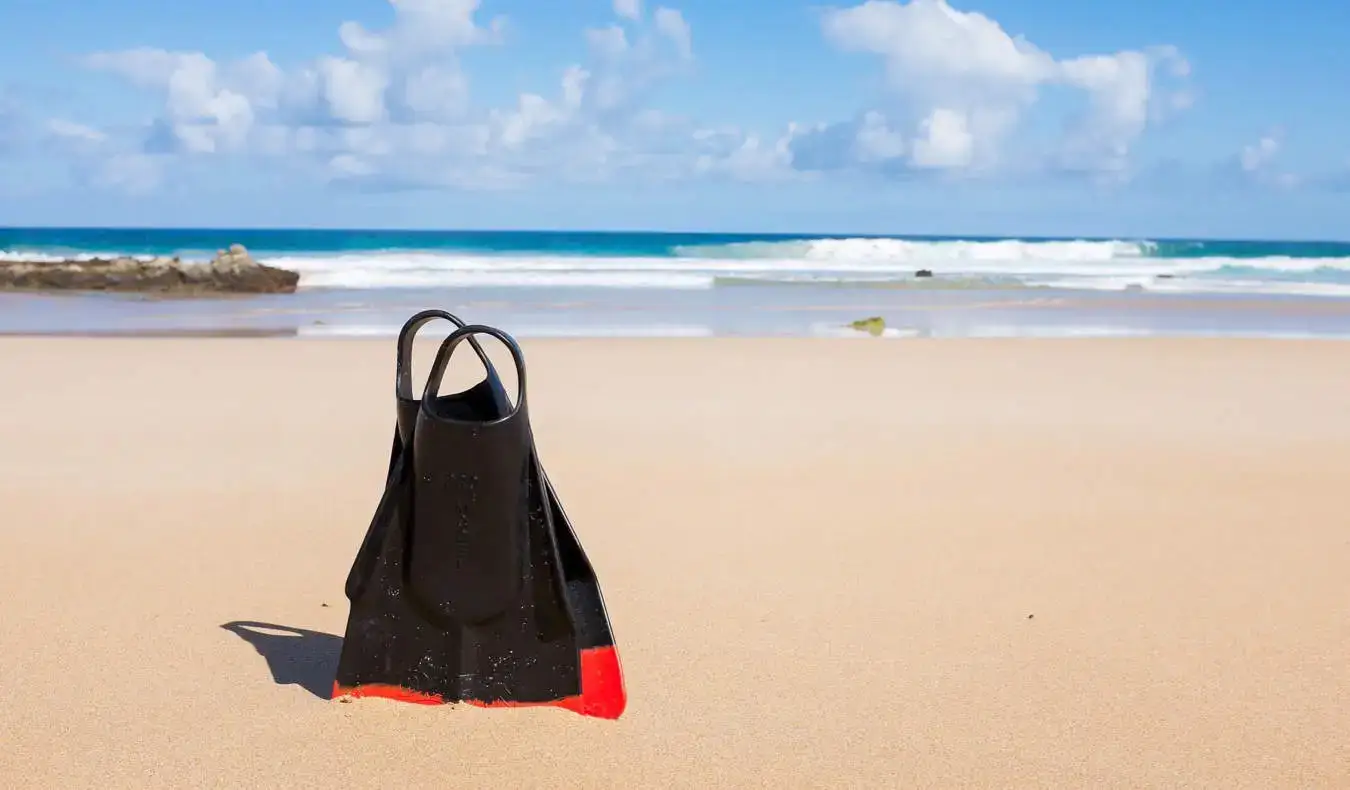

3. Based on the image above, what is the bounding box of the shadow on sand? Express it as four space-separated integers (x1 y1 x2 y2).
220 621 343 700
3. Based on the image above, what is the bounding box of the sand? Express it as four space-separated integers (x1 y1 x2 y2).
1 336 1348 789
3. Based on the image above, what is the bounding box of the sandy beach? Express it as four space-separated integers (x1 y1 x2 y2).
1 335 1348 788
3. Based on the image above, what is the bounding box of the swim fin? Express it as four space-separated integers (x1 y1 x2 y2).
341 309 508 615
333 321 627 719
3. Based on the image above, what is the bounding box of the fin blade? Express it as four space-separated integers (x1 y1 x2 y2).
331 645 626 719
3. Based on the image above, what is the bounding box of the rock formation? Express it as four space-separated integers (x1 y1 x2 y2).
0 244 300 295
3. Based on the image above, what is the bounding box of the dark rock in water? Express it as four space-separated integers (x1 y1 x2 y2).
0 243 300 295
915 269 934 278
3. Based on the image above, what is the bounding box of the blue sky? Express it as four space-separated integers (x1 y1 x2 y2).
0 0 1348 238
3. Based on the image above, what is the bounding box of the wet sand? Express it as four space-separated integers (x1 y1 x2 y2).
7 286 1350 340
1 336 1348 788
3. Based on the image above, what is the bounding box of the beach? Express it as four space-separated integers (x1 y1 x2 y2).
1 335 1347 788
7 228 1350 341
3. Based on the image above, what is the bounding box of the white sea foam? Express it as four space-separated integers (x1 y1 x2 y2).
1029 275 1350 298
676 237 1155 263
9 238 1350 298
807 321 923 339
1128 278 1350 298
0 250 166 264
264 246 1350 298
296 322 715 338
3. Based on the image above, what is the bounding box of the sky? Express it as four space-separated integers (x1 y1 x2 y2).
0 0 1348 239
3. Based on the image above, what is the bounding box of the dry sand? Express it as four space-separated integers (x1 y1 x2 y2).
1 336 1348 789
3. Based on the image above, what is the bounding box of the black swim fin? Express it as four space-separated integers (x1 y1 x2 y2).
343 310 507 602
333 322 626 719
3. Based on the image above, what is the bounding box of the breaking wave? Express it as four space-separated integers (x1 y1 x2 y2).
7 236 1350 297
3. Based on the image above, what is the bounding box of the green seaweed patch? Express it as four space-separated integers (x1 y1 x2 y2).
849 316 886 336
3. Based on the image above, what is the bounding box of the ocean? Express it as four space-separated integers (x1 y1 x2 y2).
3 227 1350 338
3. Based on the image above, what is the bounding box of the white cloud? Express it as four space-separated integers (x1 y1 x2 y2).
86 49 266 153
910 108 973 169
654 8 693 61
38 116 170 195
83 0 506 158
48 119 106 143
46 119 108 159
308 0 722 189
586 25 630 60
693 126 798 182
1237 130 1299 189
317 56 390 124
1241 134 1279 173
38 0 1222 194
336 0 505 57
91 153 167 195
811 0 1192 177
853 111 906 163
67 0 737 193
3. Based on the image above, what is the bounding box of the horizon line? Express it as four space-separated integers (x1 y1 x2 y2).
1 225 1347 245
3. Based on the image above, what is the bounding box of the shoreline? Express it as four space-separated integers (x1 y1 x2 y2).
6 228 1350 301
4 285 1350 340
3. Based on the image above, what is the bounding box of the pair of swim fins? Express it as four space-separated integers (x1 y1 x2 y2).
332 311 627 720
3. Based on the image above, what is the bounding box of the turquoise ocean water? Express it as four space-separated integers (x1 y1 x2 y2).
3 227 1350 338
